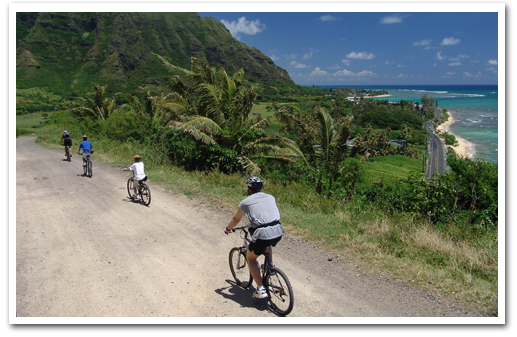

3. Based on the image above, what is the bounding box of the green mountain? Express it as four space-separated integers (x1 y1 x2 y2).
16 12 293 95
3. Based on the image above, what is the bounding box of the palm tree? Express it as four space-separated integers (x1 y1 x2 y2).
119 87 181 126
313 106 353 193
168 57 306 173
70 84 117 121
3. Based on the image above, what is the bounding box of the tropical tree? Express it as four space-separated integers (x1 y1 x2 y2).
70 84 117 121
312 106 353 193
119 87 181 126
167 57 306 174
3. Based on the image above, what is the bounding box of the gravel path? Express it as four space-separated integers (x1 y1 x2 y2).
15 136 482 321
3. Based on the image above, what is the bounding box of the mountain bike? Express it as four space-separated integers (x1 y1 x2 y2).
127 173 151 206
81 150 93 178
65 146 72 162
229 226 294 316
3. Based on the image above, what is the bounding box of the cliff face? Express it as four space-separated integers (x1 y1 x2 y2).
16 12 293 94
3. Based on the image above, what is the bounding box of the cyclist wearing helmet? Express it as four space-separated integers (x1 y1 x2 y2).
225 176 284 299
78 135 93 169
123 155 147 200
61 130 72 158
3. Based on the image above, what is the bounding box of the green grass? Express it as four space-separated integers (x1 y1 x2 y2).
362 154 423 183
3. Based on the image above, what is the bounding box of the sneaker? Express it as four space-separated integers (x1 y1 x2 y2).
252 287 268 299
132 194 138 200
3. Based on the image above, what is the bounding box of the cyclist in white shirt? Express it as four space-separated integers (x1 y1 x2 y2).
123 154 147 200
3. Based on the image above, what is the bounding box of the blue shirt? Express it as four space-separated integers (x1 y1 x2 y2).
79 140 92 154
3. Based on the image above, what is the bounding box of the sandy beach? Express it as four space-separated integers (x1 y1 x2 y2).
436 110 475 159
347 94 391 101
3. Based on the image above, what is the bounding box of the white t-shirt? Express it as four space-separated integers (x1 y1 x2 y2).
129 162 146 180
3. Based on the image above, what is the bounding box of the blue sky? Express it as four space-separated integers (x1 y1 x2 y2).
199 10 501 86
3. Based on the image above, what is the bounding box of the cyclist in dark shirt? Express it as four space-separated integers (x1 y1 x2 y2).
61 130 72 158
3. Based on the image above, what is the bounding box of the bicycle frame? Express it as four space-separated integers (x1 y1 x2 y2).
234 226 274 276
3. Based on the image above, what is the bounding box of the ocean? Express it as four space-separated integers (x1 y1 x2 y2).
320 85 499 163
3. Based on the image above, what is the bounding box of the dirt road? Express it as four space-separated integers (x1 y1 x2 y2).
15 137 482 320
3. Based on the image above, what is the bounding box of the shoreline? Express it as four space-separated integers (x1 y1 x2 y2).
436 109 475 159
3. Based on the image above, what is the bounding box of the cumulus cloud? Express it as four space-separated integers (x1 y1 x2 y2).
221 17 265 39
464 71 483 78
441 37 461 46
309 67 329 77
346 51 375 60
303 48 316 60
380 15 403 24
488 59 498 65
289 60 310 69
342 59 352 66
436 52 445 60
335 69 377 77
413 39 431 47
319 15 337 22
448 62 462 66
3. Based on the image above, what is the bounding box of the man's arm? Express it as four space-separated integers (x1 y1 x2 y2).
225 208 245 234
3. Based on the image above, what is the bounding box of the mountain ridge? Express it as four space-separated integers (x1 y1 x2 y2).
16 12 293 95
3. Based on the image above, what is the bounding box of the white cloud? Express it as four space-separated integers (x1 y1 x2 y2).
221 17 265 39
436 52 445 60
341 59 352 66
413 39 431 47
397 64 404 68
269 55 279 61
488 59 498 65
309 67 329 77
380 15 403 24
289 60 310 69
319 15 337 22
441 37 461 46
303 48 316 60
464 71 483 78
335 69 377 77
448 62 462 66
346 51 375 60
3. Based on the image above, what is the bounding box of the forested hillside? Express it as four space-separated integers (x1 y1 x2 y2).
16 12 292 96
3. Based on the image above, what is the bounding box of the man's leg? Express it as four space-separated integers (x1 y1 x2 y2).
246 249 263 288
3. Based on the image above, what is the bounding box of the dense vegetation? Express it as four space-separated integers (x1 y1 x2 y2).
17 58 498 315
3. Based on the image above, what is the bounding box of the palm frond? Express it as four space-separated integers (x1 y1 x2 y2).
237 156 261 176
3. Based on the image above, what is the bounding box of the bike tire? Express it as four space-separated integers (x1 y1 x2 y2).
140 183 151 206
127 178 134 198
66 148 71 162
83 161 87 176
88 160 93 178
229 247 252 288
265 267 294 316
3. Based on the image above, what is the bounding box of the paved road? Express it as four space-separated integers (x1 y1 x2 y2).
426 108 449 178
14 137 480 321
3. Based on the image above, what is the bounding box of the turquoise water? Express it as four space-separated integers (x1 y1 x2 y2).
320 85 499 163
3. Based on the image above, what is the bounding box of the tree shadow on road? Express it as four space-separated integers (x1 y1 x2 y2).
215 280 271 313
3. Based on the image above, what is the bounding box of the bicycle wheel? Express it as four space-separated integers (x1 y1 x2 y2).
88 160 93 178
83 160 87 176
127 178 134 198
229 247 252 288
265 267 294 316
66 148 71 162
140 183 151 206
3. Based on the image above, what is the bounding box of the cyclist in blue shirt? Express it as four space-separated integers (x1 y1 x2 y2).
78 135 93 168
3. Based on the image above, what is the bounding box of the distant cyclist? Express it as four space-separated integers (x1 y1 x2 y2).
61 130 72 158
78 135 93 170
224 176 284 299
123 155 147 200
